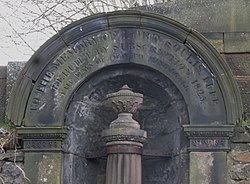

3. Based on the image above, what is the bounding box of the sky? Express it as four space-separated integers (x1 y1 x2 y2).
0 1 58 66
0 0 159 66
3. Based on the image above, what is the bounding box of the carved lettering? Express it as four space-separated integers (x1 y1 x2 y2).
27 29 224 118
190 139 227 148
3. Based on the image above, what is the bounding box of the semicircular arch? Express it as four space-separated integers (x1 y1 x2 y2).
7 10 243 126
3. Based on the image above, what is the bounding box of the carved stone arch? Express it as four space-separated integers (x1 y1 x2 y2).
6 10 243 184
7 11 242 127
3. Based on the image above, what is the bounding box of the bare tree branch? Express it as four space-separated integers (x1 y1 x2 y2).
0 14 35 52
0 0 161 61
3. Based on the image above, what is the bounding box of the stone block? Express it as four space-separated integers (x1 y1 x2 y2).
223 54 250 76
136 0 250 32
235 77 250 94
230 164 250 180
0 66 7 79
224 33 250 53
202 32 224 53
234 152 250 163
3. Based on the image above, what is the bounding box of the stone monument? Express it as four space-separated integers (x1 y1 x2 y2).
6 11 242 184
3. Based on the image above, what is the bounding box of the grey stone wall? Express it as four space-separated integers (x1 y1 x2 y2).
228 145 250 184
0 151 24 184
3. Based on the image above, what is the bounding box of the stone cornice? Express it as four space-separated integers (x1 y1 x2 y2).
16 126 67 151
183 124 234 151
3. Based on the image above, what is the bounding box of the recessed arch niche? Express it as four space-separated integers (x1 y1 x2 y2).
7 10 243 184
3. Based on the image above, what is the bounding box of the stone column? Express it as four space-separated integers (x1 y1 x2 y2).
102 85 147 184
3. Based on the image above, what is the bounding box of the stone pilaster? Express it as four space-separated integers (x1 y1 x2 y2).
16 127 67 183
183 125 234 184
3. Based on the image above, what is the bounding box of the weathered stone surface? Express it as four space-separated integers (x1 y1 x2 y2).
223 54 250 76
136 0 250 32
190 152 214 184
23 28 226 127
231 164 250 180
202 32 224 53
234 152 250 163
24 152 62 184
0 161 24 184
224 33 250 53
63 68 189 184
190 152 227 184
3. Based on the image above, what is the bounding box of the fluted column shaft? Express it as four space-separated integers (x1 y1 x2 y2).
106 153 142 184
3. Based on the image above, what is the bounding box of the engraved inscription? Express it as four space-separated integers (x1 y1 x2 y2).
190 139 226 148
26 28 225 126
